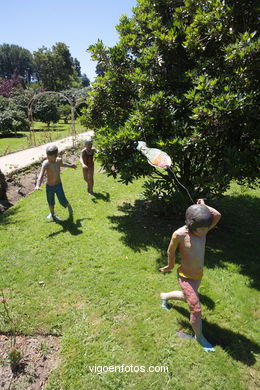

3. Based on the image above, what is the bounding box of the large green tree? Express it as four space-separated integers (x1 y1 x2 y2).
0 96 29 135
33 42 81 91
31 93 60 126
0 44 34 83
82 0 259 207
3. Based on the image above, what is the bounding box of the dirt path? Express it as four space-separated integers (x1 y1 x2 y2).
0 131 93 175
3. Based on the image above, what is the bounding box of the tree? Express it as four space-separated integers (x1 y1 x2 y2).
33 42 81 91
0 72 21 97
0 44 34 83
81 0 259 207
32 93 60 126
0 96 30 135
58 104 71 124
80 73 90 87
73 58 81 77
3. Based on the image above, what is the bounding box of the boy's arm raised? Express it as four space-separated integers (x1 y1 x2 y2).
160 232 179 272
61 159 77 169
197 199 221 230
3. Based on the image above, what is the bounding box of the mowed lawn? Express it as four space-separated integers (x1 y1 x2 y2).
0 121 86 156
0 162 259 390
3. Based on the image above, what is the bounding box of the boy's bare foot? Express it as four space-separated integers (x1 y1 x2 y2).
161 299 170 311
195 335 215 352
47 213 61 222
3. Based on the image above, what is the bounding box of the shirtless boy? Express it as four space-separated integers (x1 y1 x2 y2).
160 199 221 352
35 145 77 222
80 137 96 195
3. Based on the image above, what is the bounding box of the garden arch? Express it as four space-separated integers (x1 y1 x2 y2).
28 91 82 146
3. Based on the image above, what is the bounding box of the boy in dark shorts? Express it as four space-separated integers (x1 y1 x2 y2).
34 145 77 222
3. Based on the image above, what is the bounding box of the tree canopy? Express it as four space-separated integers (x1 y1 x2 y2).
0 95 29 135
0 44 34 83
82 0 259 207
33 42 81 91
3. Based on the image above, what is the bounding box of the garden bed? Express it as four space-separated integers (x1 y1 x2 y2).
0 334 60 390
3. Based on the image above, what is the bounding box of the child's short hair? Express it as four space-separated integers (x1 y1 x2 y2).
46 145 58 156
185 204 213 232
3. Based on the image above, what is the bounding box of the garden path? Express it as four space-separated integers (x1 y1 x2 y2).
0 131 94 175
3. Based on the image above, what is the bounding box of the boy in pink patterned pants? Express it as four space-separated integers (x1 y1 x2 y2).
160 199 221 352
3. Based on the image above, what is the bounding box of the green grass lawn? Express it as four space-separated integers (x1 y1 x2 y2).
0 165 259 390
0 121 87 156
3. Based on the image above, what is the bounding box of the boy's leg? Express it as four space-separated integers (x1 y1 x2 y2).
82 167 88 186
55 183 73 217
83 167 93 194
160 291 185 311
55 183 70 208
87 167 94 194
160 291 186 300
46 185 55 219
178 277 215 352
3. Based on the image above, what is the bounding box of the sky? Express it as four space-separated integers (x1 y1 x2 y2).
0 0 137 81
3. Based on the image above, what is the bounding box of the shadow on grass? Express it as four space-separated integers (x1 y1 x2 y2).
108 193 260 289
205 194 260 290
27 126 67 132
0 204 20 225
174 306 260 366
199 294 215 310
47 216 88 237
0 133 26 139
108 199 182 254
91 191 110 203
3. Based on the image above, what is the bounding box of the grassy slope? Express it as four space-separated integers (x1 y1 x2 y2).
0 165 259 390
0 122 86 156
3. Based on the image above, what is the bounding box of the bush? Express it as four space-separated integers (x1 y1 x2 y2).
81 0 259 207
0 96 29 135
32 93 60 126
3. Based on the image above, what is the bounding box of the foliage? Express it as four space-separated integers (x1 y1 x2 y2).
33 42 82 91
80 73 90 87
0 43 34 83
82 0 259 206
59 87 89 106
59 87 89 119
59 104 71 124
32 93 60 125
0 96 29 135
0 72 22 97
